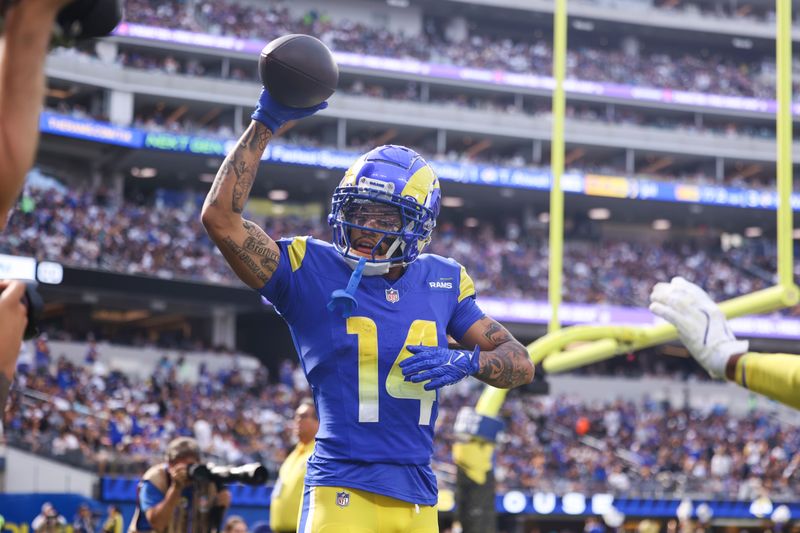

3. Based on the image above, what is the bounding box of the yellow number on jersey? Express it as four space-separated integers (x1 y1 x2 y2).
346 317 438 425
346 317 380 423
386 320 437 425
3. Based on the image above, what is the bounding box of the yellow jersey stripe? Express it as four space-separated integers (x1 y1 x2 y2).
458 265 475 302
288 236 309 272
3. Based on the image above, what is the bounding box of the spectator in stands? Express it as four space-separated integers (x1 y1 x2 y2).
101 506 123 533
120 0 790 99
32 502 67 533
269 399 318 533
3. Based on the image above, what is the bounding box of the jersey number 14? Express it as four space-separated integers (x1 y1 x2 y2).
347 317 437 425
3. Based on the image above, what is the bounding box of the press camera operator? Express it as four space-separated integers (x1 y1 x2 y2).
130 437 232 533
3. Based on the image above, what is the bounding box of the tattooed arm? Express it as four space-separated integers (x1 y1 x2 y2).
201 121 281 289
459 316 534 388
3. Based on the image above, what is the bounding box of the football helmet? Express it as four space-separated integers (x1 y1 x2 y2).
329 145 441 274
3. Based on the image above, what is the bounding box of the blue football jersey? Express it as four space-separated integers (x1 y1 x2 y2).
260 237 484 505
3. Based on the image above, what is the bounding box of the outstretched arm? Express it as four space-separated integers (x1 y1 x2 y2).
460 316 534 389
0 0 71 229
725 353 800 410
651 276 800 410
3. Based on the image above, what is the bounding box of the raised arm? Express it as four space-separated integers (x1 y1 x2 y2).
200 89 326 288
460 316 534 389
201 121 280 288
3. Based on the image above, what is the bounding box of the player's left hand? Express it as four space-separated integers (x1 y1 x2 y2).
400 345 480 391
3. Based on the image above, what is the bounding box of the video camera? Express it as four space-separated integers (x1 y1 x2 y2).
187 462 268 486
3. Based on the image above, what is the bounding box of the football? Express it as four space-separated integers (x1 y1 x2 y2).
258 34 339 108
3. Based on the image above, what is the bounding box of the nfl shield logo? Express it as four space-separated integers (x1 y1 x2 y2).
385 288 400 303
336 491 350 508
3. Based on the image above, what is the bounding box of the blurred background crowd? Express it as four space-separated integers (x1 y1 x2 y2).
120 0 787 99
0 185 781 308
6 338 799 501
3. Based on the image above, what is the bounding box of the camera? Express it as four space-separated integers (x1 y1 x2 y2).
21 281 43 340
187 462 268 485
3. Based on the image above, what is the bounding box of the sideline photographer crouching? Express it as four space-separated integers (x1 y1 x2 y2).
129 437 267 533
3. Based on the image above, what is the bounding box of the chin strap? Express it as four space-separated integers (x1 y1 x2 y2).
342 255 391 276
328 258 367 318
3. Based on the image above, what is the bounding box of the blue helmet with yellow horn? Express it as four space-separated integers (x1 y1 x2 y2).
328 145 441 271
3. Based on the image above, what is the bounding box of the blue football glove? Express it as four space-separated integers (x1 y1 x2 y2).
400 345 480 391
251 88 328 133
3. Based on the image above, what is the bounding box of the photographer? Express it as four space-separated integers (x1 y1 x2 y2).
0 280 27 414
32 503 67 533
129 437 231 533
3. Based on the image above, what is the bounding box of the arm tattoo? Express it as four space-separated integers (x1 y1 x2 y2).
221 236 270 284
205 122 272 212
0 373 11 415
473 316 534 388
221 229 279 283
242 221 279 274
207 161 227 207
483 320 512 345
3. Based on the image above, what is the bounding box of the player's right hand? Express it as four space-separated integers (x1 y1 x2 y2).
649 276 748 379
251 88 328 133
169 464 190 489
0 280 28 374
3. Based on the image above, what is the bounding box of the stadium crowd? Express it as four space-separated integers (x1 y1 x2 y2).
0 186 774 307
5 341 799 500
45 93 781 192
121 0 790 99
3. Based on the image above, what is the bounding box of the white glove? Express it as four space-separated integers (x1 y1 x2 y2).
649 277 748 379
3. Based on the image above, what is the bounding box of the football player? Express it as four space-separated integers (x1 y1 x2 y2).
650 277 800 410
201 88 534 532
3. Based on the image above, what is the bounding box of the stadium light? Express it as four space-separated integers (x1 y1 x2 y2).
744 226 763 238
572 20 594 31
588 207 610 220
268 189 289 201
652 219 671 230
131 167 157 178
442 196 464 208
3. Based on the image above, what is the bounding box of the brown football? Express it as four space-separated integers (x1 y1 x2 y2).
258 34 339 108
